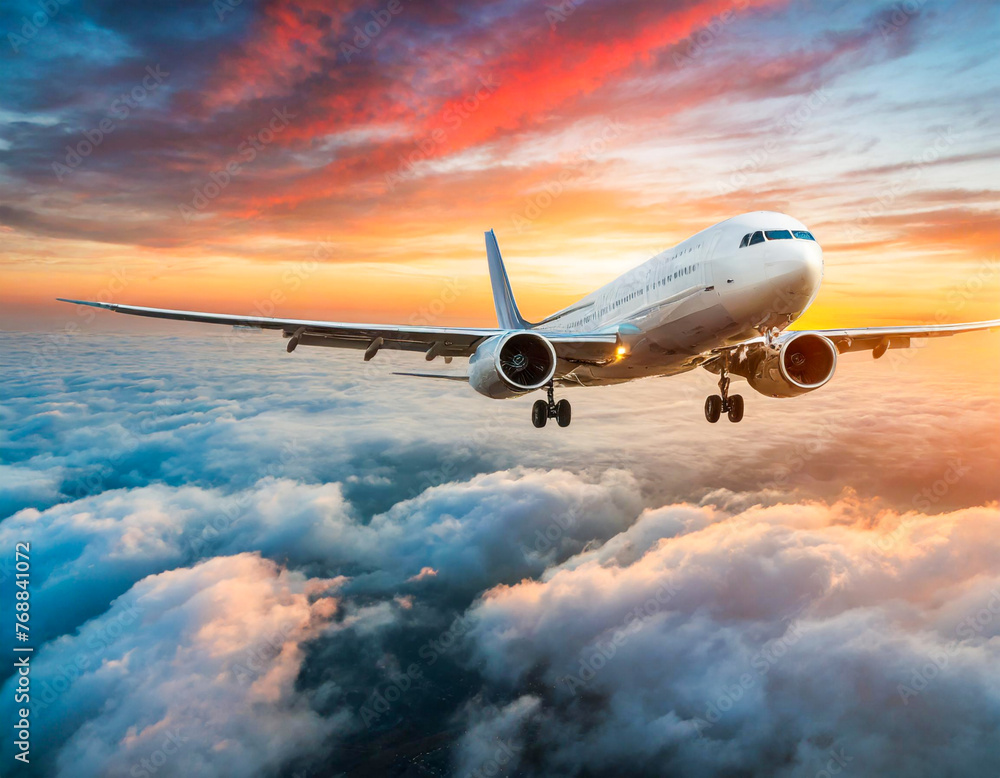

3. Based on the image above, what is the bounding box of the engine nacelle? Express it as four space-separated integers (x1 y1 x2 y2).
732 332 838 398
468 332 557 399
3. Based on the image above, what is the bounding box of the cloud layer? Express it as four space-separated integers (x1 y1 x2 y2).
24 554 345 778
1 331 999 776
463 500 1000 776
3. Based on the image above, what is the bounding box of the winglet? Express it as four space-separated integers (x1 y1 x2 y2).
57 298 113 310
484 230 531 330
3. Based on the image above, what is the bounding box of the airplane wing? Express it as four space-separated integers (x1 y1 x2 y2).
56 299 620 363
706 318 1000 369
803 319 1000 356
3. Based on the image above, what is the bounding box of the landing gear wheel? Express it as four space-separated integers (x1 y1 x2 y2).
705 395 722 423
532 382 572 428
531 399 548 428
727 394 744 423
705 350 745 423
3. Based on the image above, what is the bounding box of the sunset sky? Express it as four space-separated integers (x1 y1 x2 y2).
3 3 1000 777
2 0 998 332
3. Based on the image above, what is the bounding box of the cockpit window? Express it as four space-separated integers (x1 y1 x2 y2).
741 228 816 246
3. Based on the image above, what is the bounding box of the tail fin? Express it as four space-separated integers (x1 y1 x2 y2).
485 229 531 330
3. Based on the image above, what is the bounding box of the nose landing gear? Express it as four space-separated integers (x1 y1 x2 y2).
705 355 744 423
532 382 572 428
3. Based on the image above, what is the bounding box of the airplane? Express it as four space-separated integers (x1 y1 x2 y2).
58 211 999 429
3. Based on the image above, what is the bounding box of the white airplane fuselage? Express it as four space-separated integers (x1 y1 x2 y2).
534 211 824 385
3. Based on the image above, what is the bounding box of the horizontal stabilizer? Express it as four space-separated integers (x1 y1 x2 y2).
392 371 468 382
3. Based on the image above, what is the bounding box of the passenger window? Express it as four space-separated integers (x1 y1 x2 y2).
793 230 816 241
764 230 793 240
748 231 764 246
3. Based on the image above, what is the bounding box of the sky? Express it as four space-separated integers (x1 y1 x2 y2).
1 0 998 333
2 1 1000 777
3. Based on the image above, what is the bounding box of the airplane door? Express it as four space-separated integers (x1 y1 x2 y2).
704 231 723 261
699 230 723 286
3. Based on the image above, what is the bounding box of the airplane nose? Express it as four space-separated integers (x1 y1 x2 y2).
765 242 823 314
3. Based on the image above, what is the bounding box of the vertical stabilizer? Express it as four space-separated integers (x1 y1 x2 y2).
485 229 531 330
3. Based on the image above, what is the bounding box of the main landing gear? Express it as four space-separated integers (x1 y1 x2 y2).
532 382 571 428
705 357 744 424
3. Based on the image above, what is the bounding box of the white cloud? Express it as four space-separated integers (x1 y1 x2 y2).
461 500 1000 776
0 466 642 646
3 333 999 776
5 553 346 778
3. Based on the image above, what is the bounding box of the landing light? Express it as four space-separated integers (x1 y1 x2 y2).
616 346 627 358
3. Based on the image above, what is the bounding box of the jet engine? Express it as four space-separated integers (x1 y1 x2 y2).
731 332 838 398
468 332 557 399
